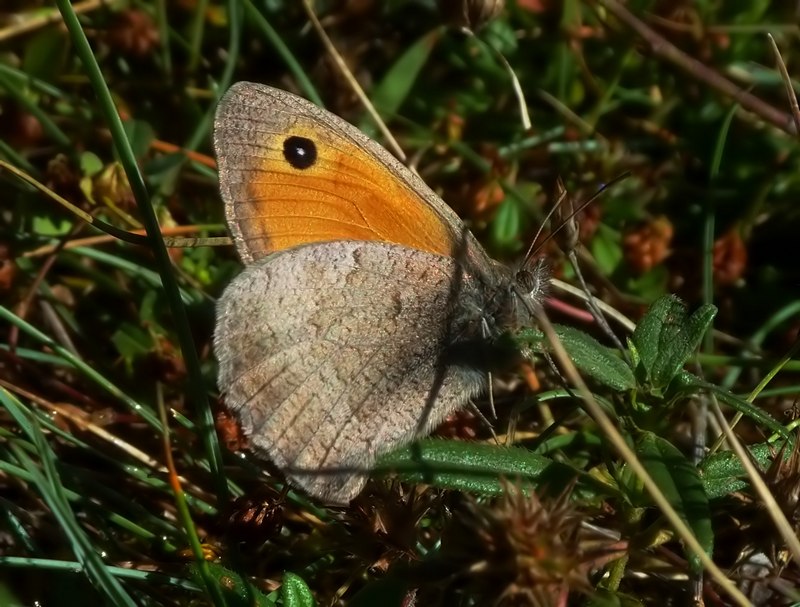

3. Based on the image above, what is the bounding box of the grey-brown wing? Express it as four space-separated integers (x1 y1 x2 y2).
214 240 487 504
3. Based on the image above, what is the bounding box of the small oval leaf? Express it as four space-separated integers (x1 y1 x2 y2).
635 432 713 574
280 572 316 607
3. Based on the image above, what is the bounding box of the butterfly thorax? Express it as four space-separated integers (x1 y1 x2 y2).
444 256 546 374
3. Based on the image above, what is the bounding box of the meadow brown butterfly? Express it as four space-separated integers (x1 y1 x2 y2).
213 82 548 504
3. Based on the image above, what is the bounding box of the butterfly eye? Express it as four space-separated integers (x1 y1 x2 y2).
283 135 317 169
515 259 549 303
515 268 538 294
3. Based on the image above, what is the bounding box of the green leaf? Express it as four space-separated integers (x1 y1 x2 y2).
627 337 640 371
481 18 518 54
360 27 442 133
553 325 636 391
139 290 159 326
635 432 713 574
79 175 95 204
591 224 623 275
110 322 153 372
675 372 788 439
23 29 68 82
378 439 612 500
586 588 645 607
80 151 104 177
625 265 668 302
121 119 155 161
490 197 521 250
188 561 275 607
682 304 717 360
515 324 635 391
631 295 717 391
143 152 186 189
280 573 316 607
32 215 71 236
701 441 775 499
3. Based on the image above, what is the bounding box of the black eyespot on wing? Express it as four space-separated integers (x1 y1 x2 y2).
283 136 317 169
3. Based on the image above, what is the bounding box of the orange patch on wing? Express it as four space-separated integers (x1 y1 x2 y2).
235 124 455 259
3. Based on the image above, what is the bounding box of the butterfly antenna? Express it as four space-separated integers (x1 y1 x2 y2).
517 173 634 401
521 171 632 269
521 184 569 267
557 174 632 360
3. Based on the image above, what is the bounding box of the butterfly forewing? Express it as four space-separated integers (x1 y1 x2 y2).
213 82 472 263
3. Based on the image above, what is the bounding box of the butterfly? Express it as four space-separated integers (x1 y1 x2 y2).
213 82 547 504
